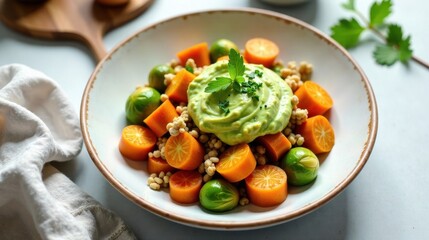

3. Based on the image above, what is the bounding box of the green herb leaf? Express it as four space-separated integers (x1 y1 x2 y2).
204 77 232 93
369 0 392 27
232 81 241 92
228 49 245 80
386 24 404 45
397 36 412 62
236 75 245 83
185 65 194 73
330 0 423 68
373 45 398 66
330 18 365 49
218 100 230 115
240 81 262 99
373 24 412 65
341 0 356 11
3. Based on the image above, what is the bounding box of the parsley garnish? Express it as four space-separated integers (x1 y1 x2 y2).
330 0 428 69
218 100 230 115
204 49 245 93
204 49 263 114
185 65 194 73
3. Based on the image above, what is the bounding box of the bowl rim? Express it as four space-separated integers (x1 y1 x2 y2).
80 7 378 230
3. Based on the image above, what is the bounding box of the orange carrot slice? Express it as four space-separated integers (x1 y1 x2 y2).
257 132 292 161
216 143 257 182
147 156 176 174
143 99 178 137
169 170 203 204
294 81 333 117
245 165 287 207
244 38 279 68
165 69 196 103
164 132 204 170
177 42 211 67
296 115 335 154
118 125 157 161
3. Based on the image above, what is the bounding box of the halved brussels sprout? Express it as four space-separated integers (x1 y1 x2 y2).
199 179 239 212
125 86 161 124
281 147 319 186
271 62 284 76
209 39 239 63
148 64 174 92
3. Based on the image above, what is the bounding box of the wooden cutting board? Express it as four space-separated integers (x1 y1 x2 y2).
0 0 154 62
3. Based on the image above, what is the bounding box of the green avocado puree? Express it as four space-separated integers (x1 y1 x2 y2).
187 61 293 145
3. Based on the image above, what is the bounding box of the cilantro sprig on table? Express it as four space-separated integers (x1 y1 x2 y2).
330 0 429 69
204 49 262 114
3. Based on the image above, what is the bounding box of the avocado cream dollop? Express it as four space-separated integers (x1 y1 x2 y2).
187 61 293 145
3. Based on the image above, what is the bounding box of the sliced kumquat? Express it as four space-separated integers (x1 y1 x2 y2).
296 115 335 154
216 143 257 182
245 165 287 207
118 125 157 161
147 156 176 174
294 81 333 117
164 132 204 170
244 38 279 68
169 170 203 204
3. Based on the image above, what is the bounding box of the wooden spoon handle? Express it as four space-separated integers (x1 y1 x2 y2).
0 0 153 62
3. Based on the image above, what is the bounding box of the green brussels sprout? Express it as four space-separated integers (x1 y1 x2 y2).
148 64 174 92
199 179 239 212
125 86 161 124
271 62 284 76
281 147 319 186
209 39 239 63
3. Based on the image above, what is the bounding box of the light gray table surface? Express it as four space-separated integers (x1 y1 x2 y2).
1 0 428 239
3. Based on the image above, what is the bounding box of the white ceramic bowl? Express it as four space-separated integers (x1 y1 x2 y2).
81 8 377 230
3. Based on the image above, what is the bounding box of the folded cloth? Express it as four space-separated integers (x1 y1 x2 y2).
0 64 135 240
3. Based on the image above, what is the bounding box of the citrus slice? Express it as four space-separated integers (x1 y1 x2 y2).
147 156 176 174
118 125 157 161
244 38 279 67
164 132 204 170
295 81 333 117
245 165 287 207
169 170 203 204
216 143 257 182
296 115 335 154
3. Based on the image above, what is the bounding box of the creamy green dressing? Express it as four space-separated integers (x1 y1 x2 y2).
187 61 293 145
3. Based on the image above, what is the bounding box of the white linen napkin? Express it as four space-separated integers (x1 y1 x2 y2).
0 64 135 240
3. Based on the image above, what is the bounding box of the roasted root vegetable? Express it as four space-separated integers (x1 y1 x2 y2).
177 42 211 67
143 99 179 137
257 132 292 161
165 69 196 103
